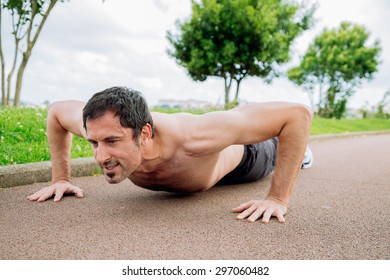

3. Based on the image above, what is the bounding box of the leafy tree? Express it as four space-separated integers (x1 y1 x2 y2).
167 0 315 108
0 0 64 107
288 22 382 119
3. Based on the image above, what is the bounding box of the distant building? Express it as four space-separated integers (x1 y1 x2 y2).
4 99 46 108
157 99 215 110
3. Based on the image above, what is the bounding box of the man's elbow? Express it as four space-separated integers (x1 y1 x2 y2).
296 104 313 133
47 101 62 123
47 101 67 118
299 104 313 121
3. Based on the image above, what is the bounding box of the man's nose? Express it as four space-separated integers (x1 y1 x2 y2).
94 146 111 164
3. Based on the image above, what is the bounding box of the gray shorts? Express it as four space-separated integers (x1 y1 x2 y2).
218 137 278 185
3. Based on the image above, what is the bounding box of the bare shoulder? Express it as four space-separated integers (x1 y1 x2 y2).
151 111 197 138
150 112 196 160
151 109 240 156
48 100 87 138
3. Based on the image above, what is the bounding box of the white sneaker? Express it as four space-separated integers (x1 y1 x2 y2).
301 146 313 169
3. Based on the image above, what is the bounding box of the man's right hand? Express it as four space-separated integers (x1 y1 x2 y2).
27 180 84 202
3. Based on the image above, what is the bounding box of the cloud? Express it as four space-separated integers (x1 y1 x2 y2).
152 0 170 13
2 0 388 109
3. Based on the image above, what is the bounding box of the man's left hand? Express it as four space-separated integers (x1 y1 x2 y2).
232 198 287 223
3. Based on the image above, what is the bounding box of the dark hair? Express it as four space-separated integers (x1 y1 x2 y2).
83 86 154 139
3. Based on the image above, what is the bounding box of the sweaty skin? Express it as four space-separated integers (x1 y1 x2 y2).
28 101 312 223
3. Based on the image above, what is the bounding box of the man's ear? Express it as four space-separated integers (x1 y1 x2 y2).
141 123 153 146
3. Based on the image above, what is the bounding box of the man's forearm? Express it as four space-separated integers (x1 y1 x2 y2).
47 106 73 183
267 107 312 205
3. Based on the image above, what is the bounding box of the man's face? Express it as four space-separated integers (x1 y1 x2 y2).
86 111 142 184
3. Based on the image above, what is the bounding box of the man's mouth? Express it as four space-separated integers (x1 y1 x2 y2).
102 162 120 171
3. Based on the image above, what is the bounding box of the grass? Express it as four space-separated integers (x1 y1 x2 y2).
0 107 92 166
1 107 390 166
310 118 390 135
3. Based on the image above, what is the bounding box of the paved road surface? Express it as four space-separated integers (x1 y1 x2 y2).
1 134 389 259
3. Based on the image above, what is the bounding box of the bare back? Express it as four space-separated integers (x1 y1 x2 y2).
129 112 244 192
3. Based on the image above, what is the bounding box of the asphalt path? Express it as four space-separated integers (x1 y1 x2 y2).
1 134 389 260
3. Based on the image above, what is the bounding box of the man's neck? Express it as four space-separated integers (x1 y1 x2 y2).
141 134 163 163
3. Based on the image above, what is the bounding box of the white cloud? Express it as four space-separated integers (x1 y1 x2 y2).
141 77 163 90
2 0 388 109
76 52 109 74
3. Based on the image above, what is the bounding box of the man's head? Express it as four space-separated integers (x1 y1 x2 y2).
83 87 154 184
83 86 154 140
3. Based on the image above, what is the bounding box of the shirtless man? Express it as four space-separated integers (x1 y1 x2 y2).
28 86 313 223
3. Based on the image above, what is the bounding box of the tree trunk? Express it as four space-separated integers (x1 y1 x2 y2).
0 47 5 106
306 83 315 111
233 78 242 104
13 51 30 107
0 56 4 106
316 79 323 114
13 0 58 107
224 76 233 109
0 4 5 106
7 37 20 106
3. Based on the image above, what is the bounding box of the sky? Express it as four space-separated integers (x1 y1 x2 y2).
2 0 390 109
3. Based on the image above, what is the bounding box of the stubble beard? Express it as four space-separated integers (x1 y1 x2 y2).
101 160 129 184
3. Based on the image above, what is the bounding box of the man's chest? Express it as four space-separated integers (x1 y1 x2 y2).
129 154 220 192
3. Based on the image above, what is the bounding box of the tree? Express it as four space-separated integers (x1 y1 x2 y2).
375 89 390 119
288 22 382 119
0 0 63 107
0 2 5 105
167 0 315 108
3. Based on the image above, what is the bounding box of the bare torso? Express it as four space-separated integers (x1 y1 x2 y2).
29 99 311 225
129 112 244 192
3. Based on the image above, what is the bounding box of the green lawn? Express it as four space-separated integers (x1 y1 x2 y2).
0 107 92 165
1 107 389 166
310 118 390 135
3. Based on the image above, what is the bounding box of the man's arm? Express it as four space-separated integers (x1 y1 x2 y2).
188 102 312 223
28 101 87 202
233 103 312 223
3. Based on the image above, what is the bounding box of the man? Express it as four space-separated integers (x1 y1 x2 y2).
28 86 313 223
